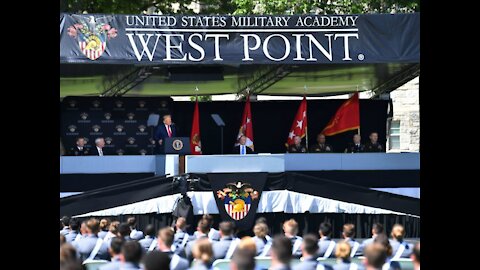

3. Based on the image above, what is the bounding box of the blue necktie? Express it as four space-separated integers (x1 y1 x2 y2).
241 145 245 155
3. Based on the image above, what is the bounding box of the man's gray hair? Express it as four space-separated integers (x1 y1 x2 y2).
95 138 104 145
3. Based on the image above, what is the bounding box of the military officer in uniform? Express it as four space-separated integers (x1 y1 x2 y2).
310 134 333 153
69 137 89 156
344 134 365 153
287 136 307 153
364 132 384 152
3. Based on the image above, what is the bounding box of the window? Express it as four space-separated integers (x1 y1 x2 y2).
389 120 400 150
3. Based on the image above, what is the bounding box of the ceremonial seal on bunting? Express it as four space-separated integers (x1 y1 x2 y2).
216 182 259 220
67 15 118 60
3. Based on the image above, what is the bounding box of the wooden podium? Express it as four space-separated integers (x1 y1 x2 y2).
163 137 191 174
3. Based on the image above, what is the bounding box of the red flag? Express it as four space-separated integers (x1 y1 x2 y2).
236 95 254 151
285 96 308 146
321 92 360 136
190 97 202 155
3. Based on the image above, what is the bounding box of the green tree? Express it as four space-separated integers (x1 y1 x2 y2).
61 0 419 14
190 95 213 102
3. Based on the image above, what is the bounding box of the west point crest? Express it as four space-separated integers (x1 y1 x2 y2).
67 15 118 60
216 181 259 220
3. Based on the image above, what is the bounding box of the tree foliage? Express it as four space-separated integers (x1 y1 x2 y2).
61 0 419 15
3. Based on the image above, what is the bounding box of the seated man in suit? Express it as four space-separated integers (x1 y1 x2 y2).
69 137 89 156
287 136 307 153
233 135 254 154
154 114 176 153
90 137 107 156
344 134 365 153
310 134 333 153
364 132 384 152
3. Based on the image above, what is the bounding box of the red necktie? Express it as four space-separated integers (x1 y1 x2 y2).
167 125 172 137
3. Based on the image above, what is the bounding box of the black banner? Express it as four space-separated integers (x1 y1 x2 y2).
60 13 419 64
61 96 172 155
208 173 268 231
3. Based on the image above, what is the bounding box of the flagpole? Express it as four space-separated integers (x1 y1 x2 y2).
356 85 360 135
304 85 308 150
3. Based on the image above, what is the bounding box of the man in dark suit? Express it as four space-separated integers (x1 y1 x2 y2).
154 114 177 153
90 138 107 156
364 132 384 152
69 137 89 156
233 135 254 154
344 134 365 153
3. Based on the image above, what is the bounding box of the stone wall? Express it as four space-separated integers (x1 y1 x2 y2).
388 76 420 152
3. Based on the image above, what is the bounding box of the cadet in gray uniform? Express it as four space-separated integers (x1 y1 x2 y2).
139 224 156 252
270 235 293 270
341 224 361 257
231 248 256 270
283 219 303 258
99 237 124 270
184 219 210 261
98 218 110 239
115 241 143 270
253 222 271 256
360 223 384 251
293 234 331 270
60 216 71 236
389 224 413 259
332 241 363 270
143 251 171 270
363 243 387 270
198 214 220 241
72 218 109 262
118 222 133 241
127 217 144 240
212 221 236 260
317 222 336 259
65 218 80 243
156 227 189 270
173 217 189 254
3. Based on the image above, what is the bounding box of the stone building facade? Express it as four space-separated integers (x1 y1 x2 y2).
387 76 420 152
